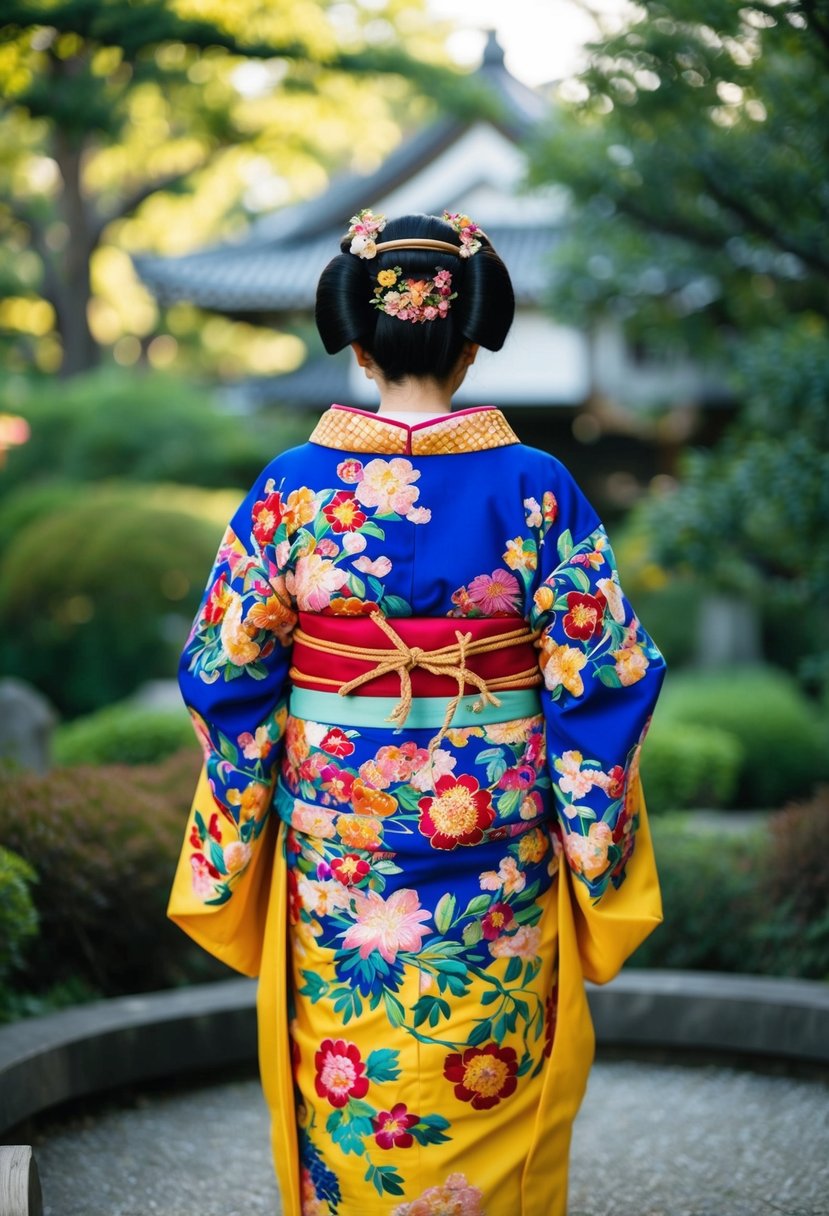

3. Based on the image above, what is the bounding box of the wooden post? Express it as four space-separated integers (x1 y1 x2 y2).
0 1147 42 1216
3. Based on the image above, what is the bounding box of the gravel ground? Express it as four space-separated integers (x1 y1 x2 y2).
32 1060 828 1216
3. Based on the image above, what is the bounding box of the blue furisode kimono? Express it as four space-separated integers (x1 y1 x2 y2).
168 404 666 1216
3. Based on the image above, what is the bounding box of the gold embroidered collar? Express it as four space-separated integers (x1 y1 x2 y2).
309 405 520 456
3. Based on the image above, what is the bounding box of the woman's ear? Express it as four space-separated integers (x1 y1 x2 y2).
350 341 375 380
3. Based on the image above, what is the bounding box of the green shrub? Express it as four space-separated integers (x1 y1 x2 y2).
0 846 39 981
657 665 829 807
0 483 236 717
0 367 313 493
54 702 197 766
631 816 767 972
0 750 230 998
754 786 829 979
641 720 743 812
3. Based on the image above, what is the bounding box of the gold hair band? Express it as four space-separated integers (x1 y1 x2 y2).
373 238 466 256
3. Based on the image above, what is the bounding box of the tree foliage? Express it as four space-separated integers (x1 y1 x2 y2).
0 0 471 374
530 0 829 350
531 1 829 685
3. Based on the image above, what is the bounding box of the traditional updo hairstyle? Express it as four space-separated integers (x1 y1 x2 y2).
315 212 515 384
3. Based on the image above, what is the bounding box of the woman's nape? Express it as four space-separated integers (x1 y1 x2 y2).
350 338 480 416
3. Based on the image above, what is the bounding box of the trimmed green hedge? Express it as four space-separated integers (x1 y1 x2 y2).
0 483 236 717
54 703 197 766
656 665 829 807
0 750 229 1004
641 720 743 812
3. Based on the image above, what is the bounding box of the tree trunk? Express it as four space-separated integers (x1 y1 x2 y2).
51 55 100 378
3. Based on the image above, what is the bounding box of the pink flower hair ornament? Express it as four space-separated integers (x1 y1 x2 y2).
371 266 457 323
442 210 483 258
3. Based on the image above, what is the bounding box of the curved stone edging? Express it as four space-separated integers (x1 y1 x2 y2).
1 970 827 1137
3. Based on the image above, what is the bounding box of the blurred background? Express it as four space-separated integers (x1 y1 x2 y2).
1 0 827 1018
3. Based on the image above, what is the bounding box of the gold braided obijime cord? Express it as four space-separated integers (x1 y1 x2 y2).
289 615 542 752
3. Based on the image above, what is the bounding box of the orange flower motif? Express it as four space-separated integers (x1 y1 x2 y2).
337 814 384 851
351 778 398 817
503 537 537 571
245 594 296 637
227 780 270 822
282 487 318 534
518 827 548 864
613 644 649 686
328 597 378 616
220 594 261 666
538 638 587 696
533 584 554 614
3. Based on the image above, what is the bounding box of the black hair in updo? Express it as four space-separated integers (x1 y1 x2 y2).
315 212 515 384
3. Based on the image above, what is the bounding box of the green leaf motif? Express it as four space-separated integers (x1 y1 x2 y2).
410 1114 452 1146
596 665 623 688
557 528 574 561
365 1048 401 1083
434 892 456 935
504 955 523 984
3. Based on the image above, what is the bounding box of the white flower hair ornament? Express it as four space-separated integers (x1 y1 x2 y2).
347 208 387 259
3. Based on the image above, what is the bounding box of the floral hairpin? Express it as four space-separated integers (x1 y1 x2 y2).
442 210 482 258
346 208 386 259
371 266 456 323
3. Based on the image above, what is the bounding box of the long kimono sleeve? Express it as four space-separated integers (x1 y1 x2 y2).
167 465 297 976
529 476 666 984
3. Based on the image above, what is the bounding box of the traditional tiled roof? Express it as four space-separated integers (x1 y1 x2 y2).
134 33 558 315
134 224 561 313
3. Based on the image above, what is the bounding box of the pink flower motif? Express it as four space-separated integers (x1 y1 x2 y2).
352 554 392 577
392 1171 484 1216
342 887 432 963
465 569 521 615
291 802 338 839
288 553 350 611
315 538 339 557
564 821 613 881
489 924 542 960
314 1038 370 1107
190 853 216 898
406 506 431 524
337 458 364 483
355 457 421 516
555 750 595 799
342 531 367 553
478 856 526 895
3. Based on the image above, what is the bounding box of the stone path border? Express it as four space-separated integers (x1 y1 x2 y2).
2 969 828 1137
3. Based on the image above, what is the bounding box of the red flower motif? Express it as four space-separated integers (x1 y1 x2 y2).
331 854 371 887
314 1039 370 1108
562 592 604 641
320 727 356 758
252 492 283 545
481 902 515 941
418 774 495 850
191 850 221 880
188 823 202 849
443 1043 518 1110
207 812 222 842
607 765 626 800
287 868 302 924
323 492 367 534
373 1102 419 1149
497 764 536 790
203 572 229 625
